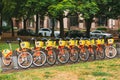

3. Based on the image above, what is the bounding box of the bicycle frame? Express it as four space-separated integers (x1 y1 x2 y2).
45 40 56 55
96 38 104 52
78 39 86 53
58 39 67 54
85 39 95 53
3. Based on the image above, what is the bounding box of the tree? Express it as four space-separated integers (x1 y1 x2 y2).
0 0 2 28
2 0 17 36
76 0 99 37
48 0 76 38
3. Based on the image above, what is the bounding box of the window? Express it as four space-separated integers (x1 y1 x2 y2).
41 29 50 31
93 31 101 33
98 16 107 26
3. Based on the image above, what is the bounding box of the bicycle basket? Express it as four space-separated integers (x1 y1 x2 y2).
108 39 114 44
46 41 53 47
79 40 85 45
91 39 95 45
35 41 44 47
96 39 101 45
69 40 75 46
85 40 91 46
20 41 30 49
2 49 12 58
59 40 66 46
101 39 105 44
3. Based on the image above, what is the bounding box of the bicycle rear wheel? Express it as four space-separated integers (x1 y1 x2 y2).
32 51 46 67
105 46 117 59
57 48 70 64
18 52 33 69
69 47 79 63
46 49 56 65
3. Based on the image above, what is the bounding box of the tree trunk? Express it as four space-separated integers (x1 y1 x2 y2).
23 19 27 30
85 18 93 38
35 14 39 36
51 18 55 37
59 17 64 38
10 18 14 37
0 13 2 27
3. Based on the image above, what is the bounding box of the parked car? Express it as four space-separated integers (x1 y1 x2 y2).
90 30 113 38
17 29 36 36
38 28 60 37
38 28 51 36
64 30 84 38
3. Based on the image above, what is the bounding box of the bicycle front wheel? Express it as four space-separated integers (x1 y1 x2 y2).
105 46 117 59
2 56 12 66
46 49 56 65
88 49 96 61
97 46 105 59
32 51 46 67
69 48 79 63
57 48 70 64
79 48 89 61
18 52 33 69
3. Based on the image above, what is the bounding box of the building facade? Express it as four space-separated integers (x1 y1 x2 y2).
13 15 120 31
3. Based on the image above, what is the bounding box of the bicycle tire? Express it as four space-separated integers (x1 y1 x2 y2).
17 51 33 69
105 46 117 59
57 48 70 64
97 46 105 59
69 47 79 63
32 50 46 67
88 49 96 61
46 49 56 65
2 56 12 66
79 48 89 61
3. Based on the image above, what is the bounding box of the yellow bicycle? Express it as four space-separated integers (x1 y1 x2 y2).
45 39 57 65
1 41 13 66
16 38 33 69
95 38 105 59
85 38 96 60
31 38 46 67
78 38 89 61
68 38 79 63
105 38 117 59
57 38 70 64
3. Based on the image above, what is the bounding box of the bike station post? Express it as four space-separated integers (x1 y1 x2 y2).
13 52 19 69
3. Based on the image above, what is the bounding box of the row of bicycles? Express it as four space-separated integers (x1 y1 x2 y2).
0 37 117 69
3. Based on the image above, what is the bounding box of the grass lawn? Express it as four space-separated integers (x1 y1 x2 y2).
0 42 19 50
0 58 120 80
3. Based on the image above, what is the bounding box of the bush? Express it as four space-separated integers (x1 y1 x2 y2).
118 28 120 33
96 27 107 31
0 26 11 32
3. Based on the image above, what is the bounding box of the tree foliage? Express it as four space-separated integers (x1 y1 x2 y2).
2 0 120 37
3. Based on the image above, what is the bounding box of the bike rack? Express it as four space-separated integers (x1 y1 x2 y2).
12 51 19 69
